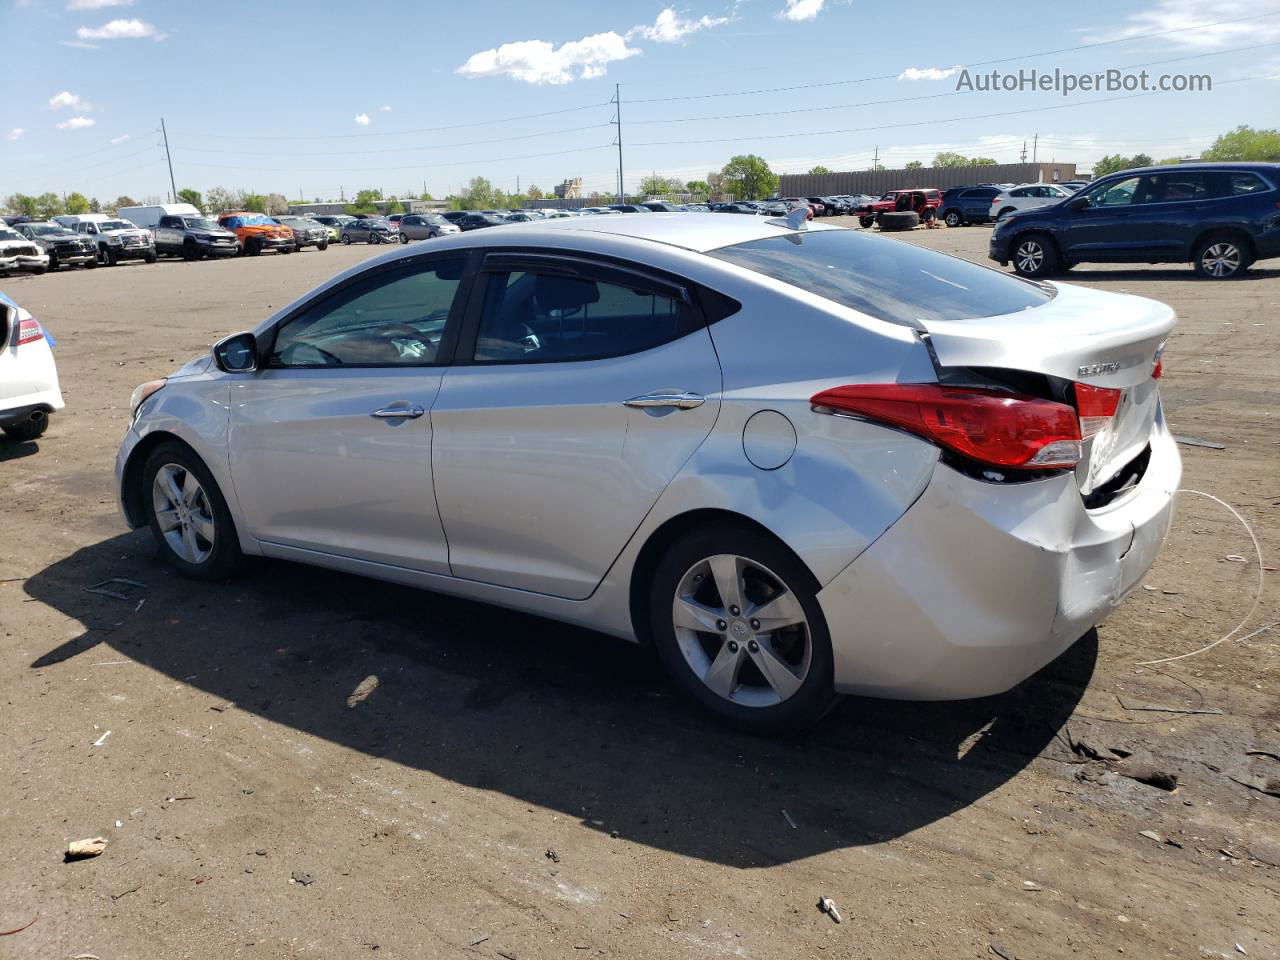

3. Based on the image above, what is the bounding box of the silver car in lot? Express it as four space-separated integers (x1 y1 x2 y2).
115 214 1179 733
398 213 461 242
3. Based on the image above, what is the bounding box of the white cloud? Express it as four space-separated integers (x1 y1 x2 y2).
77 18 159 40
379 104 392 112
8 128 24 142
354 113 371 126
56 116 96 129
458 31 640 85
898 65 962 81
110 133 130 144
780 0 824 21
59 40 100 49
48 90 92 111
632 8 730 43
1079 0 1280 50
68 0 134 9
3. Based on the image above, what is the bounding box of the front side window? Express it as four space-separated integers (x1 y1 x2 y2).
473 268 698 363
1085 176 1142 207
271 258 467 367
708 229 1053 327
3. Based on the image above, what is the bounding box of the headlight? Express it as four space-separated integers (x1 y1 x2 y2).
130 379 166 418
108 236 123 244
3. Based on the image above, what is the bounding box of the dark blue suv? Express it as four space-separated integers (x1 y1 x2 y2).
938 185 1002 226
989 162 1280 279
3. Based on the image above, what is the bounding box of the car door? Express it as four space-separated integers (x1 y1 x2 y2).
432 252 723 599
156 215 180 253
1059 175 1152 259
1127 171 1217 254
226 253 472 573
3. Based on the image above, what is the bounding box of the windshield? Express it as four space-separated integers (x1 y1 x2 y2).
100 220 134 231
225 214 276 227
182 218 220 230
708 229 1053 327
29 224 67 236
0 228 21 241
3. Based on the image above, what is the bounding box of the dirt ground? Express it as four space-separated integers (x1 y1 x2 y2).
1 224 1276 960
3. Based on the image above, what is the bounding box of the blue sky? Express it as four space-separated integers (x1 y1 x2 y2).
2 0 1278 203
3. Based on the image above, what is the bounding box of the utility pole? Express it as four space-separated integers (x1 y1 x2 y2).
871 145 879 171
1020 140 1028 163
160 117 178 203
1032 133 1038 164
611 83 624 202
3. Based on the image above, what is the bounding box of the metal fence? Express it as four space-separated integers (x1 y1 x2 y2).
779 163 1078 197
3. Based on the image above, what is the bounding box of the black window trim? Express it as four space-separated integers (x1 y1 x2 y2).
452 248 713 367
258 248 482 371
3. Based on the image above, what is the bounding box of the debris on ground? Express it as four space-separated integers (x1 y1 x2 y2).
91 730 111 747
1173 435 1226 450
1117 698 1223 716
346 675 379 708
65 837 107 859
817 896 842 923
1022 880 1043 891
989 942 1014 960
290 870 315 885
0 917 39 936
84 577 146 601
545 848 560 863
1139 829 1164 844
781 809 798 829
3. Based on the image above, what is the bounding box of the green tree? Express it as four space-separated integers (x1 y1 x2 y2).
1091 154 1136 177
240 193 267 213
807 165 832 175
1130 153 1153 168
720 154 778 200
420 191 435 201
904 160 923 170
345 187 384 215
205 186 235 213
1201 125 1280 161
64 191 91 214
89 197 102 213
459 177 497 210
108 195 137 214
35 193 64 219
638 175 684 196
176 188 203 210
384 197 405 214
5 194 39 217
266 193 290 215
684 179 709 198
933 152 998 168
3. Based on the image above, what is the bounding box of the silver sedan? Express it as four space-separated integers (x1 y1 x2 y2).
398 213 461 242
116 214 1179 733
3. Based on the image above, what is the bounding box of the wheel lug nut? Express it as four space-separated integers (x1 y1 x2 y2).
729 605 740 616
716 619 727 631
748 640 759 653
750 619 760 630
727 640 738 653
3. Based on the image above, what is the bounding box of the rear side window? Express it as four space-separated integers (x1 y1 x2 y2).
1228 172 1268 195
473 269 700 363
707 229 1053 327
1142 173 1213 202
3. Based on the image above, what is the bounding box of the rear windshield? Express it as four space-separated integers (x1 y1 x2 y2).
707 229 1053 326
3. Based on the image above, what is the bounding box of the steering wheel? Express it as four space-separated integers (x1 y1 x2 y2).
278 341 343 366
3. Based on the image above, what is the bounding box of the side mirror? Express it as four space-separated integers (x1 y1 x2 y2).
1068 196 1090 211
213 332 259 373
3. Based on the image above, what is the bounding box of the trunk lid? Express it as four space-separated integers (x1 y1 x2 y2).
919 281 1174 496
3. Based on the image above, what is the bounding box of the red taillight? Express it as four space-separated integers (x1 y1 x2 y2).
1074 382 1122 439
1151 358 1163 380
810 384 1082 469
16 318 44 346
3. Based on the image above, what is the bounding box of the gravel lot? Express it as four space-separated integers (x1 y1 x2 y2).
2 225 1277 959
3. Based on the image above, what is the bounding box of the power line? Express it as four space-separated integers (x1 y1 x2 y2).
169 102 609 142
627 11 1280 103
630 74 1276 148
180 144 615 175
182 123 611 158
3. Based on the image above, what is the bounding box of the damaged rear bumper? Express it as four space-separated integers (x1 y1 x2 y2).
817 413 1180 700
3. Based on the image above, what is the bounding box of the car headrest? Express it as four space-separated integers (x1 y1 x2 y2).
535 275 600 311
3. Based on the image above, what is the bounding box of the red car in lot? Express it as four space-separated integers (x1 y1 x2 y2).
857 189 942 227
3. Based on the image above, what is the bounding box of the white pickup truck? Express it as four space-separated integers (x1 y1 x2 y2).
54 213 156 266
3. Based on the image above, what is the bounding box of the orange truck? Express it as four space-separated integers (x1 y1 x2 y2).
216 212 295 256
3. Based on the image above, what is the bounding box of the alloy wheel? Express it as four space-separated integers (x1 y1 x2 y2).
671 554 812 707
1015 239 1044 273
1201 242 1241 277
151 463 216 564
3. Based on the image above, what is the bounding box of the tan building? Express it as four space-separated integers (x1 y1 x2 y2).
554 178 583 199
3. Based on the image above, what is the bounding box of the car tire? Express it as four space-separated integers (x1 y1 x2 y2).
401 233 410 244
1193 233 1252 279
31 266 47 275
858 215 875 228
318 242 328 251
341 234 351 245
943 209 963 228
877 211 919 232
47 254 60 271
144 253 157 264
141 442 243 581
370 233 381 245
649 522 838 735
104 247 119 266
183 241 200 262
280 245 292 254
85 257 98 269
1011 232 1060 278
3 415 49 442
247 238 262 256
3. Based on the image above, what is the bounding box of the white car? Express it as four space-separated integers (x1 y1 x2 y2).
1 292 63 441
0 226 51 274
116 214 1178 733
991 183 1075 220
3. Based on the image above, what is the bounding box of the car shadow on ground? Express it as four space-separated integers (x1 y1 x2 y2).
0 438 40 462
26 531 1096 868
1064 265 1280 283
